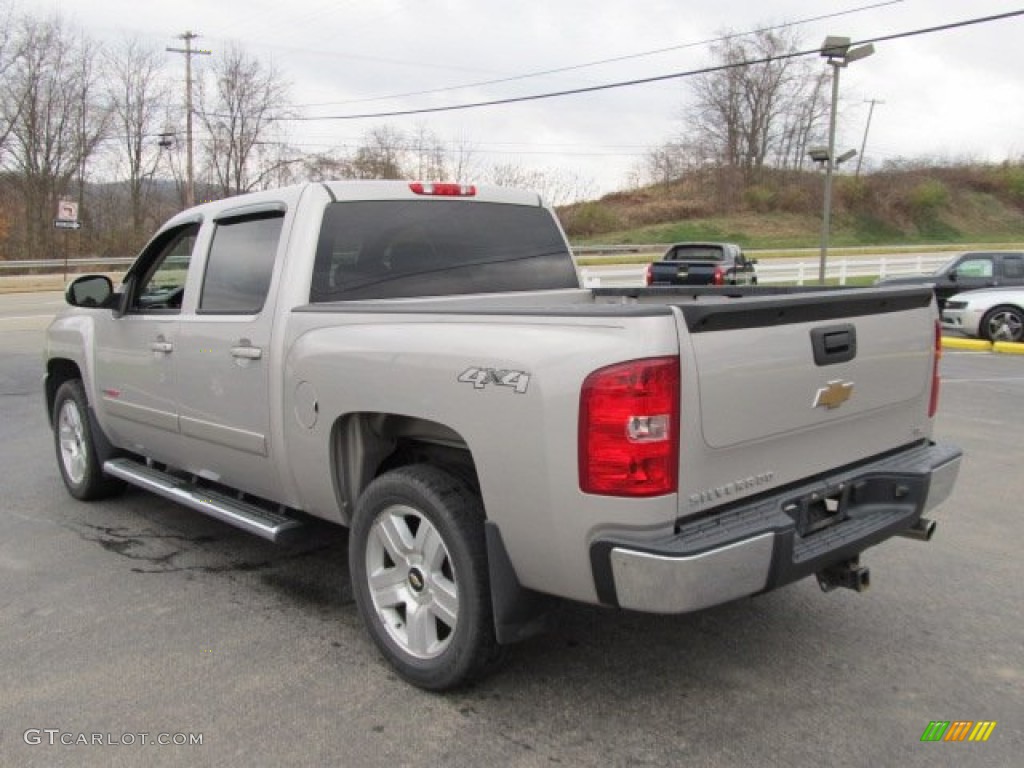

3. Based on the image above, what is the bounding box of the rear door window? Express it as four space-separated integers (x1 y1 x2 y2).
199 211 284 314
1002 254 1024 279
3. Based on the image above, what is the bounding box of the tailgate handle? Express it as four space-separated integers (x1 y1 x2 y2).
811 324 856 366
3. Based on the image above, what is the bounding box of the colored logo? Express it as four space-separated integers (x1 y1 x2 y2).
813 380 854 410
920 721 997 743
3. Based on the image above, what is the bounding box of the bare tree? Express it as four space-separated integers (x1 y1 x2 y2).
686 28 827 176
197 43 293 197
445 134 479 184
486 161 544 190
104 37 170 235
350 125 406 179
0 2 24 159
408 123 447 180
299 149 352 181
484 161 594 206
643 141 688 189
1 15 107 260
775 68 830 170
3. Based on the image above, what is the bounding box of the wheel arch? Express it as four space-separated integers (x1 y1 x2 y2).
329 412 480 524
45 358 84 426
329 412 552 646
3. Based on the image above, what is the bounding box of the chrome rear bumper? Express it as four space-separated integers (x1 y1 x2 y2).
592 442 962 614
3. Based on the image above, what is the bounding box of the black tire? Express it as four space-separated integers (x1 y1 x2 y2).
52 379 124 501
349 464 501 690
979 305 1024 342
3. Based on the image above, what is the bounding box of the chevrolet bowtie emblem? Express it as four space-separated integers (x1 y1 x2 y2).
814 380 854 409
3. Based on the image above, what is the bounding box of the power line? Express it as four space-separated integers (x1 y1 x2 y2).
257 8 1024 123
296 0 907 109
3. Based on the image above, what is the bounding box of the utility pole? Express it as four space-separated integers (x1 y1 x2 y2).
855 99 884 177
167 31 211 207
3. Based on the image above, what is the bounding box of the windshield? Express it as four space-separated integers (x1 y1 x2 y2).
933 254 961 276
310 200 577 301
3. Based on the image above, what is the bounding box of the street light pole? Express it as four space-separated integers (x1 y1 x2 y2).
818 61 842 285
815 36 875 285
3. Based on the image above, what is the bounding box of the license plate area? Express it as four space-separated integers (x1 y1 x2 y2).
784 485 851 536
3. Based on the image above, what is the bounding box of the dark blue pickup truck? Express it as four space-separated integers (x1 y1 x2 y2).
645 242 758 286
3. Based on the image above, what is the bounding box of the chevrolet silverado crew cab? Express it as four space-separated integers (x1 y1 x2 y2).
46 180 961 690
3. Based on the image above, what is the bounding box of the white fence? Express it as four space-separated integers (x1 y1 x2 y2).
580 253 951 288
2 252 951 288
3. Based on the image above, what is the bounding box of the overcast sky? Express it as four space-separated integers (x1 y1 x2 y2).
28 0 1024 195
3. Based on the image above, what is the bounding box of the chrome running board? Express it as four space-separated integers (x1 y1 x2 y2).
103 458 303 543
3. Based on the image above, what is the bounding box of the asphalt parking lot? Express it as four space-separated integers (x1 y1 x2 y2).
0 293 1020 767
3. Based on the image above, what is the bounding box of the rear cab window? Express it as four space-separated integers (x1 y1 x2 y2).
667 246 725 261
309 200 576 302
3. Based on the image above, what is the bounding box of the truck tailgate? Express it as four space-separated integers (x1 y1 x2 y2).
651 262 717 284
671 287 937 514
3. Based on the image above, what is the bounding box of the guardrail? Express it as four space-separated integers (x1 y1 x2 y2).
0 257 134 271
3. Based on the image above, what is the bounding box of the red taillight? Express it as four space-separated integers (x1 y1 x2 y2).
712 266 724 285
409 182 476 197
929 320 941 418
644 263 653 286
579 357 680 497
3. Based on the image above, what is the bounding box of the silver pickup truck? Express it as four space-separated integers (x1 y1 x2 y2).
46 180 961 690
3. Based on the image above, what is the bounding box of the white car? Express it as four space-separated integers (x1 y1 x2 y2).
941 287 1024 342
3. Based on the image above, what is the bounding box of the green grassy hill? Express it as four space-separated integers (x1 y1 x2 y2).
559 163 1024 250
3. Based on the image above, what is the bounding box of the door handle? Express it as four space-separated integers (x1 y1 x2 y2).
230 345 263 360
150 340 174 354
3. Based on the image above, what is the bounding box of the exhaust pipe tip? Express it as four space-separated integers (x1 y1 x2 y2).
854 566 870 592
896 517 937 542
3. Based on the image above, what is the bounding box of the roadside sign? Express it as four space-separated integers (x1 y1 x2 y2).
57 200 78 222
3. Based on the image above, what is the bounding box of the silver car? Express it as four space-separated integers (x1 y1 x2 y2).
942 287 1024 342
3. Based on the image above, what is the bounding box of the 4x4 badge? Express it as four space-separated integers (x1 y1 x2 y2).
458 367 531 394
814 380 854 409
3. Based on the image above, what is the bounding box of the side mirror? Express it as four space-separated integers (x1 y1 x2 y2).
65 274 113 308
749 258 758 265
948 270 958 282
